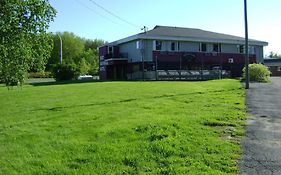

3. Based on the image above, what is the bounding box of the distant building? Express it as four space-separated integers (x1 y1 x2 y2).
99 25 268 80
264 58 281 76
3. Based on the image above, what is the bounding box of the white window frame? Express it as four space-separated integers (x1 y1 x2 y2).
170 41 179 51
136 41 140 49
154 40 162 51
249 46 255 54
213 43 221 52
199 43 207 52
228 58 234 63
108 46 114 55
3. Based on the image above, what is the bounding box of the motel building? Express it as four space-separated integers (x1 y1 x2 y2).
99 25 268 80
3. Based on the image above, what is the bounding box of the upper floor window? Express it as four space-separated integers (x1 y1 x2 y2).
170 42 179 51
213 43 221 52
136 41 140 49
239 45 244 54
200 43 207 52
108 46 114 55
249 46 255 54
154 40 162 51
239 45 255 54
171 42 176 51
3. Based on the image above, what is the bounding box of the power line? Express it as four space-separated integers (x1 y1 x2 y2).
74 0 121 26
88 0 142 29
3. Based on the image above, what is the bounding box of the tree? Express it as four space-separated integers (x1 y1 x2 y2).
47 32 85 69
268 51 281 59
78 58 90 75
0 0 56 87
47 33 105 76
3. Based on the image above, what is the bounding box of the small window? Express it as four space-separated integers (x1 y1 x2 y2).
278 67 281 72
249 46 255 54
200 43 207 52
239 45 244 54
136 41 140 49
228 58 234 63
171 42 176 51
213 43 221 52
155 40 162 51
108 46 113 54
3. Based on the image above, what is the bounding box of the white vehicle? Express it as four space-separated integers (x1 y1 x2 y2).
77 75 93 80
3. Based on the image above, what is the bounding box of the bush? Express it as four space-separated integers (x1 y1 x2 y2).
28 72 53 78
53 63 79 81
242 64 271 83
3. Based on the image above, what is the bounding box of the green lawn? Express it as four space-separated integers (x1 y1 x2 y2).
0 80 245 175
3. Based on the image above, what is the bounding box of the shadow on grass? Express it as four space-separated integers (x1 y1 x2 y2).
29 78 229 87
33 98 138 112
33 87 240 112
29 79 104 87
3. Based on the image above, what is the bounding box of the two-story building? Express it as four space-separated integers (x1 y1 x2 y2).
99 25 268 80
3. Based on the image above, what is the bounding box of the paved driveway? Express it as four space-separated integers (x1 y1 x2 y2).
240 77 281 175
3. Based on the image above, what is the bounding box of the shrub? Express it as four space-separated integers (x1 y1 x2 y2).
28 72 53 78
242 64 271 83
53 63 79 81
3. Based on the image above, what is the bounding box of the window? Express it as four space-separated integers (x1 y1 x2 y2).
171 42 176 51
171 42 179 51
108 46 113 55
155 40 162 51
213 43 221 52
239 45 244 54
249 46 255 54
200 43 207 52
278 67 281 72
136 41 140 49
239 45 255 54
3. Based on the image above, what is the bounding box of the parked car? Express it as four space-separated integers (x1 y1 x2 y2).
77 75 93 80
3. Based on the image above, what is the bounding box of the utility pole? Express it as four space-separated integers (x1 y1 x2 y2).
141 26 147 81
244 0 249 89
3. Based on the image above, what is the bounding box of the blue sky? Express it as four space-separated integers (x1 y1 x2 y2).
48 0 281 55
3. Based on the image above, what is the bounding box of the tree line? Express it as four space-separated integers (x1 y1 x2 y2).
47 32 106 80
268 52 281 59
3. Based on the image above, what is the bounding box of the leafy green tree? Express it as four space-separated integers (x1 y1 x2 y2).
83 39 106 75
0 0 56 87
85 39 106 51
48 32 85 70
268 51 281 59
47 33 105 76
78 58 90 75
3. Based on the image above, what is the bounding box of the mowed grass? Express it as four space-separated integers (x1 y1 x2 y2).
0 80 245 175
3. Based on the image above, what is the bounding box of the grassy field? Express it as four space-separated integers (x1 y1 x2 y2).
0 80 245 174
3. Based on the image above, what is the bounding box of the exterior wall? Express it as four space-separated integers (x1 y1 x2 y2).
119 41 141 62
264 59 281 76
255 46 264 63
179 41 199 52
267 66 281 76
143 40 153 61
99 46 107 80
